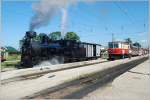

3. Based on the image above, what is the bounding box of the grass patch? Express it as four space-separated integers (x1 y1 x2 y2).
1 54 21 69
1 61 19 69
6 54 21 61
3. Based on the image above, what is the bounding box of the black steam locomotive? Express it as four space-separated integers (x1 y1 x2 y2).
20 31 101 68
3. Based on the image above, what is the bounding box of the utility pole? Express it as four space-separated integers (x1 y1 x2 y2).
112 33 114 48
112 33 114 42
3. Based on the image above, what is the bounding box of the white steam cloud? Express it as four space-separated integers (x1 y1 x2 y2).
34 56 64 68
61 8 67 39
29 0 96 38
29 0 76 31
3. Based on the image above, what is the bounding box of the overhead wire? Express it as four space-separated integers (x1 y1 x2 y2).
113 1 135 25
68 2 147 39
68 4 114 38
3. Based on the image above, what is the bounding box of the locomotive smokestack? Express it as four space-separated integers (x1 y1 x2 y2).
26 31 37 38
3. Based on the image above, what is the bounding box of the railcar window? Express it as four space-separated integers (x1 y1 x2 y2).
109 43 118 48
109 43 113 48
114 44 118 48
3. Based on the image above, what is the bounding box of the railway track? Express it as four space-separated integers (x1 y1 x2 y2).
24 56 148 99
1 59 108 85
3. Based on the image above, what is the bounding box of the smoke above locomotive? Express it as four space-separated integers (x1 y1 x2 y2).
29 0 76 38
29 0 96 37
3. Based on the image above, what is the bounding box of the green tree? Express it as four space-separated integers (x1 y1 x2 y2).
34 33 46 41
125 38 132 44
133 42 141 48
64 32 80 42
49 31 61 41
5 46 18 53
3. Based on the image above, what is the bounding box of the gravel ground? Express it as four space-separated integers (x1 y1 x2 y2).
1 58 107 81
83 59 150 100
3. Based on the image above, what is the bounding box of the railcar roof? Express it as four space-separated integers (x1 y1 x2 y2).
81 42 101 46
50 39 102 46
108 41 129 44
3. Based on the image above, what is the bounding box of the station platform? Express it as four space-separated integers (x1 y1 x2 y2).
83 59 150 100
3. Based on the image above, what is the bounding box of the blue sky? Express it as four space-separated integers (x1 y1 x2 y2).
1 0 149 49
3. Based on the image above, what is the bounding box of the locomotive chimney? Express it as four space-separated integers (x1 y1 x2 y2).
26 31 37 38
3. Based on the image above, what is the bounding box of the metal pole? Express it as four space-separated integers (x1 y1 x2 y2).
112 33 114 42
112 33 114 48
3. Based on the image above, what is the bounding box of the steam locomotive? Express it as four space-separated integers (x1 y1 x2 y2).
20 31 101 68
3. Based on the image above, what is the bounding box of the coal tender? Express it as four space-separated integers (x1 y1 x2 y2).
20 31 101 68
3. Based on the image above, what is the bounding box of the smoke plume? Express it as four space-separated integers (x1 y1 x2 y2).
29 0 76 31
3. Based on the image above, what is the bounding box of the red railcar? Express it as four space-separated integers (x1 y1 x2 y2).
108 41 130 60
108 41 149 60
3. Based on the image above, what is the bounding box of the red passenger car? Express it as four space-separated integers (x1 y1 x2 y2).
108 41 130 60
